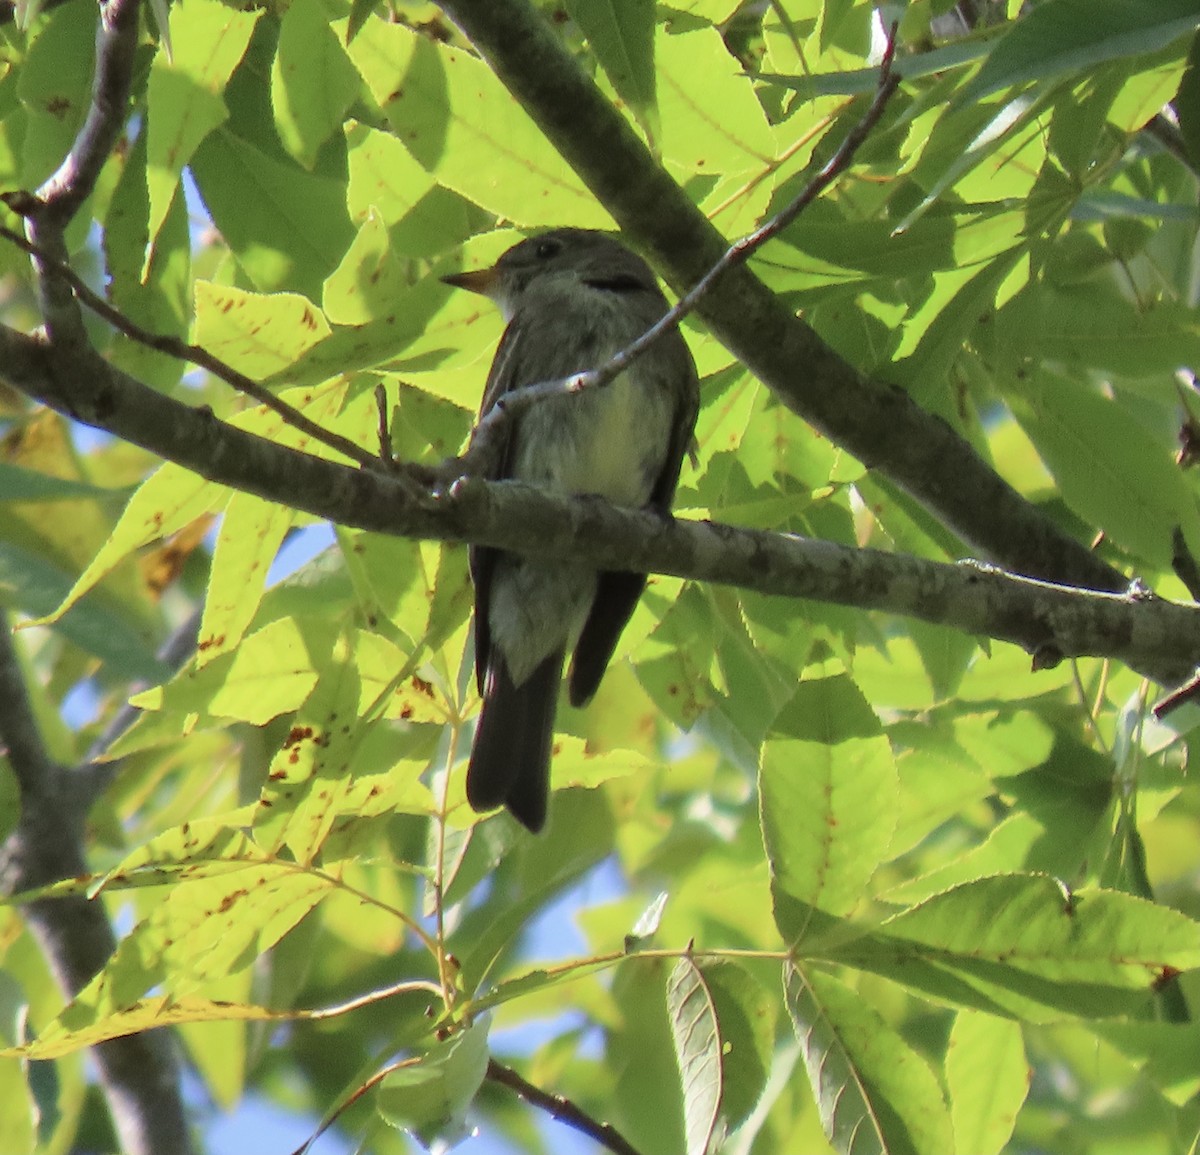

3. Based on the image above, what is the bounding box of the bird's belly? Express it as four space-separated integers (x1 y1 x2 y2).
518 371 671 507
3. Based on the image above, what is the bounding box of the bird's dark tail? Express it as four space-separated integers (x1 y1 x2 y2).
466 650 563 832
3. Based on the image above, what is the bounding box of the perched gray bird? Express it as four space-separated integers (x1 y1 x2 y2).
443 229 699 832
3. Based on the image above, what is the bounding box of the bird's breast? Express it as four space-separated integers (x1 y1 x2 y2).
514 367 673 507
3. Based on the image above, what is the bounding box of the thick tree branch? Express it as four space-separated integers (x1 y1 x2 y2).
0 612 193 1155
0 323 1195 685
434 0 1128 596
463 28 901 478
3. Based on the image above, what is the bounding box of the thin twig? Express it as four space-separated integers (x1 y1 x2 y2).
290 1054 424 1155
1171 526 1200 601
374 382 395 467
0 220 383 470
486 1058 644 1155
459 22 902 472
1156 527 1200 716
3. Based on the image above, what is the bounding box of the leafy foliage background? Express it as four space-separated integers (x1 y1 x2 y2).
2 0 1200 1153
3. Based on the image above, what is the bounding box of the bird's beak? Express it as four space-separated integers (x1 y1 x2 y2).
441 266 501 296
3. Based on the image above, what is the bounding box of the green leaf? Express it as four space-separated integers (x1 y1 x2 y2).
271 0 361 168
636 584 718 729
998 283 1200 378
262 272 457 390
0 541 166 682
872 876 1200 1004
963 0 1200 102
377 1018 490 1145
610 956 688 1153
1007 366 1200 569
129 616 333 727
33 851 334 1037
1177 32 1200 167
4 994 281 1060
762 677 897 921
251 634 366 860
786 964 955 1155
1097 1020 1200 1106
0 464 121 502
15 1 94 188
657 23 778 232
709 586 796 746
193 283 332 378
946 1011 1028 1155
197 491 293 667
697 960 774 1130
98 818 259 889
322 209 411 325
105 122 192 391
0 967 38 1147
25 463 225 627
668 957 723 1155
345 120 436 225
190 125 355 296
146 0 260 256
565 0 656 128
893 247 1027 390
344 20 607 227
345 0 383 44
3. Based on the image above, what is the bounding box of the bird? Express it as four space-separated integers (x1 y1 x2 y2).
442 228 699 832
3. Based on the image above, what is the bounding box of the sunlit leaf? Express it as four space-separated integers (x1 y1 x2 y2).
146 0 260 256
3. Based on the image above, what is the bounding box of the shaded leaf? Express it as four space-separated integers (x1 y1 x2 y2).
566 0 657 129
786 964 954 1155
761 680 898 920
963 0 1200 102
667 957 723 1155
377 1018 490 1146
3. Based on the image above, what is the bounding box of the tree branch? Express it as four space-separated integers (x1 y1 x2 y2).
0 612 194 1155
486 1058 644 1155
433 0 1129 597
24 0 141 350
0 323 1194 686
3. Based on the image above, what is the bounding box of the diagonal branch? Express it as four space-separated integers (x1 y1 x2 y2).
486 1059 643 1155
465 26 902 474
434 0 1127 596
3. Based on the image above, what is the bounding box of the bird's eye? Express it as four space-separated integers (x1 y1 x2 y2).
534 238 562 260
